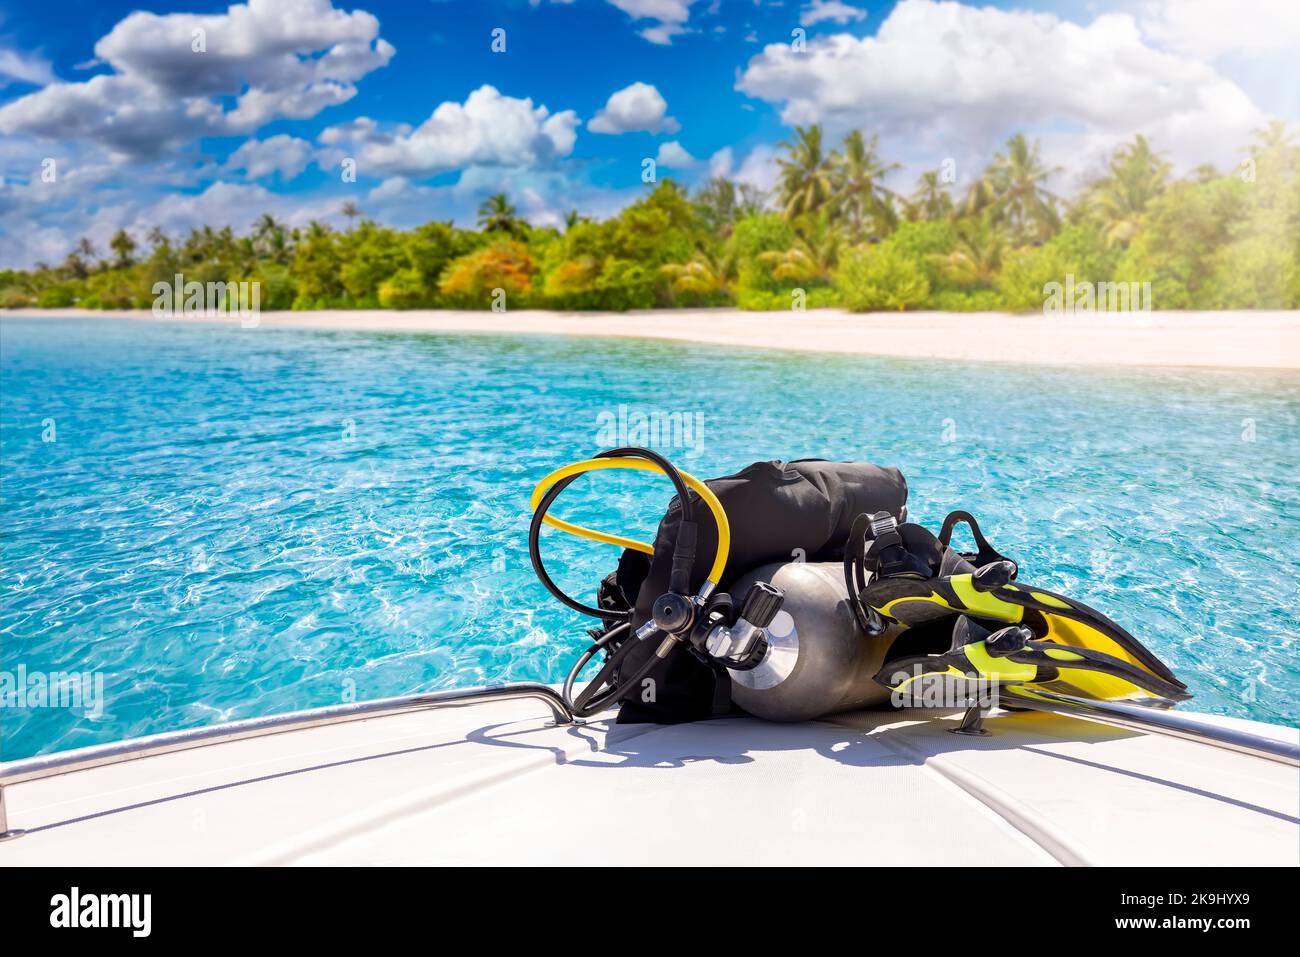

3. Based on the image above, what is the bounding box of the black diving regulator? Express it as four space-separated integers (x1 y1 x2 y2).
528 446 784 717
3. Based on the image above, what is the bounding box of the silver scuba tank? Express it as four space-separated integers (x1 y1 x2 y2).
723 561 895 722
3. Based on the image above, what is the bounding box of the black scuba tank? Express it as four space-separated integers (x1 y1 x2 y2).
615 459 908 723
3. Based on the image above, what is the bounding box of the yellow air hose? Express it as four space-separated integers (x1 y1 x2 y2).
529 456 731 590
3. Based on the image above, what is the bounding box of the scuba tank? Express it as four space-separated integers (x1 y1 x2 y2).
617 457 909 721
722 562 895 722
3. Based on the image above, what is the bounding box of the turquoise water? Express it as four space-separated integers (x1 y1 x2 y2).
1 315 1297 759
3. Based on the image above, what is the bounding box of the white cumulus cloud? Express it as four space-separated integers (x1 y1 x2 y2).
318 85 579 178
534 0 696 44
0 45 57 88
737 0 1269 172
1138 0 1300 59
707 146 733 178
607 0 695 44
520 186 563 229
654 140 697 167
224 135 313 181
0 0 393 160
589 82 680 134
708 143 780 194
800 1 868 28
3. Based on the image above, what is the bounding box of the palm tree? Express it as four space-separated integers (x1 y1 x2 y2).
980 134 1062 245
63 250 88 279
1247 119 1297 157
661 246 739 297
695 177 739 237
776 125 835 221
759 209 841 284
477 193 521 235
563 209 590 231
960 174 998 220
737 183 768 218
832 131 899 241
253 213 291 263
109 227 135 267
341 201 362 230
933 214 1005 286
109 229 137 268
1087 135 1171 248
693 178 767 235
908 170 955 222
75 236 97 263
253 213 280 242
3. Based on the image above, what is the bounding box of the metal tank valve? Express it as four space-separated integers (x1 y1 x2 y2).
704 581 784 669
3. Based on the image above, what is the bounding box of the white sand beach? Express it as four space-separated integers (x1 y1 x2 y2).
19 308 1300 370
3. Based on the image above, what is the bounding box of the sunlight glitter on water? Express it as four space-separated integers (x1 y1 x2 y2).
1 315 1297 757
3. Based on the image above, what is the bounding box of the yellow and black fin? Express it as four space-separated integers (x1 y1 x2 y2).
876 616 1191 703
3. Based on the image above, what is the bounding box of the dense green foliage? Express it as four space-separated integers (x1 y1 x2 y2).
4 123 1297 313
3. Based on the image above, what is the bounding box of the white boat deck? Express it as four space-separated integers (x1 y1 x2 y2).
2 695 1296 866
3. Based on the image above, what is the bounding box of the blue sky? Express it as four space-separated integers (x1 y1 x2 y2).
1 0 1297 267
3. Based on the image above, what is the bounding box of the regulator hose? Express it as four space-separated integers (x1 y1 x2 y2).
528 447 733 716
527 447 731 619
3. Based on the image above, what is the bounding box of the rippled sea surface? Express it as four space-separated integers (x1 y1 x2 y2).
1 315 1297 757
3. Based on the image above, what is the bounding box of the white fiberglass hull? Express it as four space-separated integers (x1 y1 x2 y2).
1 692 1295 866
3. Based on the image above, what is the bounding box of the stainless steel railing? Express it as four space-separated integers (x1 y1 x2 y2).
0 682 575 840
993 688 1300 767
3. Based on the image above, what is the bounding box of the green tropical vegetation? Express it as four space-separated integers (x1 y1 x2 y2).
3 124 1297 313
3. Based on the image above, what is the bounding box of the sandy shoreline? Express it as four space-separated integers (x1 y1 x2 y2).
14 307 1300 370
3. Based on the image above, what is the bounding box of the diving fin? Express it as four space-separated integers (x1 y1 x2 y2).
849 511 1191 704
875 615 1192 703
